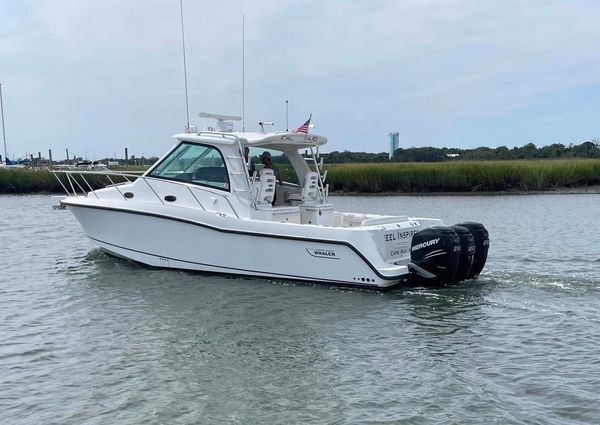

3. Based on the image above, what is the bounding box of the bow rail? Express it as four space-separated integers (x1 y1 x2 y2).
51 169 144 199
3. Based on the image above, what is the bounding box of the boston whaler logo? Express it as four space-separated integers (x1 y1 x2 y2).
306 248 339 259
411 238 440 252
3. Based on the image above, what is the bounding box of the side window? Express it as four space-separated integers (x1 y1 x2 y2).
149 142 230 191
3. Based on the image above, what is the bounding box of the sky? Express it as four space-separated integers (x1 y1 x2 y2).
1 0 600 160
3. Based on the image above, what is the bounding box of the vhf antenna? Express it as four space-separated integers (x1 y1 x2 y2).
242 14 245 131
179 0 191 131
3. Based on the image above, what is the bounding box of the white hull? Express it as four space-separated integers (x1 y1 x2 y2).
67 203 414 288
55 128 487 289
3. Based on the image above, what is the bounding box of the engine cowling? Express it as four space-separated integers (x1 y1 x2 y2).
410 226 461 284
451 225 475 283
455 222 489 279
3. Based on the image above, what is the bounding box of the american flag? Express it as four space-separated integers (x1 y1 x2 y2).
294 116 311 134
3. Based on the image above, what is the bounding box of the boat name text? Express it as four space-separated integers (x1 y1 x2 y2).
384 229 419 242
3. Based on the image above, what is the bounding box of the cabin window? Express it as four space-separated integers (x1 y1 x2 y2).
149 142 230 191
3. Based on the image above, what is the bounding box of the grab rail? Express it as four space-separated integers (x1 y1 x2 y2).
51 170 142 199
51 169 239 217
191 131 240 143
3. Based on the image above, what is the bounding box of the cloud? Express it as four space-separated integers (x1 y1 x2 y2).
34 0 285 59
2 0 600 157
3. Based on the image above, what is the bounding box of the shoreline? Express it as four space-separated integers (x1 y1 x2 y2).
329 185 600 196
2 162 600 195
2 185 600 197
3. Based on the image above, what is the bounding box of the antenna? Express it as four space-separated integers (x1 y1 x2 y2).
285 100 288 132
242 14 245 131
179 0 191 131
0 83 6 162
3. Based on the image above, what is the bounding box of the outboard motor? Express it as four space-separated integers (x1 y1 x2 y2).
409 226 461 284
456 222 489 279
450 225 475 282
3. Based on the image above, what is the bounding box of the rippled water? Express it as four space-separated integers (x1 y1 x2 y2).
1 194 599 424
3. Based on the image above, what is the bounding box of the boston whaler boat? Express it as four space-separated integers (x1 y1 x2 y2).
54 113 489 289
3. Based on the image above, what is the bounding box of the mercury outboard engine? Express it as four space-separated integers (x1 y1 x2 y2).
409 226 461 284
451 225 476 282
455 222 489 279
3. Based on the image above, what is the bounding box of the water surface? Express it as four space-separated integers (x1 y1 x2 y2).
1 194 599 424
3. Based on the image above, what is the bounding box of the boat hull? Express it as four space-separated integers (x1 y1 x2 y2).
65 203 411 288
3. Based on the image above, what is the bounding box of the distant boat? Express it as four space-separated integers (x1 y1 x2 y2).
4 157 29 167
76 160 109 171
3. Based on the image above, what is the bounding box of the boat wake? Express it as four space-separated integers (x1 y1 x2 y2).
479 269 600 294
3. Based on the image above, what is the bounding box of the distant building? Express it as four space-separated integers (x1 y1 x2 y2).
388 132 399 159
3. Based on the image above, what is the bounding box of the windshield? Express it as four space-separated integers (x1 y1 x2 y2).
149 142 230 191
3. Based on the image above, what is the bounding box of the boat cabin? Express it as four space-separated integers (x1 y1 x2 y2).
146 129 334 225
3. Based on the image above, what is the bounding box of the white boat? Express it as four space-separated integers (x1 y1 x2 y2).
54 115 489 289
76 160 109 171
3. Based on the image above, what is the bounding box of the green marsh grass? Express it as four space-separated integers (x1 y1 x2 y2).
325 159 600 193
2 159 600 194
0 168 129 194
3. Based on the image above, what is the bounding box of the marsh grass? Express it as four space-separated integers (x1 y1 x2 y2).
0 169 129 194
2 159 600 194
325 159 600 193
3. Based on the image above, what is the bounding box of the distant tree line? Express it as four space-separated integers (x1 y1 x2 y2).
16 139 600 168
322 139 600 163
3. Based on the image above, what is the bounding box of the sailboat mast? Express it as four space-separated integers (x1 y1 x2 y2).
0 83 6 162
